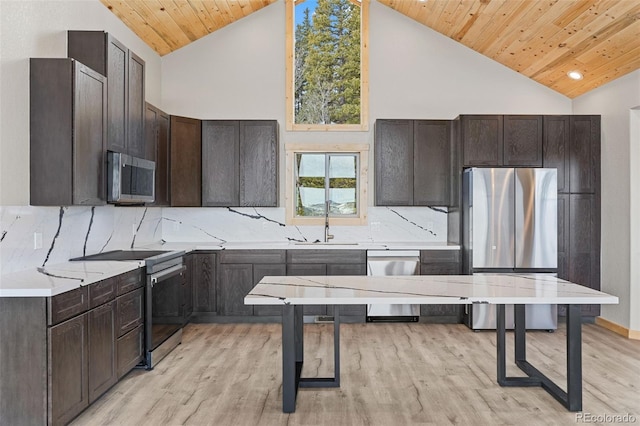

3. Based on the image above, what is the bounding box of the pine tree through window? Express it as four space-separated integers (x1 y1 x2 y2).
286 0 369 131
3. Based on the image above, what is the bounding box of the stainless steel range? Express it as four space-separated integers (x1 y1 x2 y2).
71 249 186 369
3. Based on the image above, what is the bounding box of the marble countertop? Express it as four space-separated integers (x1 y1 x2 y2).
147 241 461 252
0 241 460 298
0 260 144 297
245 274 619 306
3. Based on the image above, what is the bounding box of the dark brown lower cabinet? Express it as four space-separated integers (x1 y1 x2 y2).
0 270 143 425
420 250 462 320
219 263 254 316
49 314 89 425
116 288 143 336
88 302 117 403
117 325 143 379
192 252 217 314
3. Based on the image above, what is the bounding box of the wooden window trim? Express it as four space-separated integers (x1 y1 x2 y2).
285 143 369 225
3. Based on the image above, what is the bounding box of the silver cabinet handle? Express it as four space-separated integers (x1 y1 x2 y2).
150 264 186 285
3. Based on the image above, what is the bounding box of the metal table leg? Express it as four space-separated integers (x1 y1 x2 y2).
281 304 341 413
496 304 583 411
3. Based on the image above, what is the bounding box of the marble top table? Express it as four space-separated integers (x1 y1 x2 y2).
245 274 618 413
245 273 618 306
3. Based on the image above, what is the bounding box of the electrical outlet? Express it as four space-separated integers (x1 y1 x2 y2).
33 232 42 249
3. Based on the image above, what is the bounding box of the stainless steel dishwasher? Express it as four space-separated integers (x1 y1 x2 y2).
366 250 420 322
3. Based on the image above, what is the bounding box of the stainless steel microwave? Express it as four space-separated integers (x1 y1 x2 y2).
107 151 155 204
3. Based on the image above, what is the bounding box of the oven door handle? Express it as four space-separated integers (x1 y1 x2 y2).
149 264 186 286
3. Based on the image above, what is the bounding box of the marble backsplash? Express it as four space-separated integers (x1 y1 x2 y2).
161 206 448 244
0 205 447 274
0 205 161 274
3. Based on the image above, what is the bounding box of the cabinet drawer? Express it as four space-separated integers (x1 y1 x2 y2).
48 286 89 325
117 269 144 295
116 288 143 337
287 250 366 264
420 263 461 275
89 277 117 309
218 250 286 264
116 325 143 379
420 250 460 264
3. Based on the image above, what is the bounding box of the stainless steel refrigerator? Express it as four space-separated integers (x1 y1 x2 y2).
462 168 558 330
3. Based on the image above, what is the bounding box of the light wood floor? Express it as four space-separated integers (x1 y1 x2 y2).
72 322 640 426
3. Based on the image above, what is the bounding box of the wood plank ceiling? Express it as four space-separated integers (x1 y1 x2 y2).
100 0 640 99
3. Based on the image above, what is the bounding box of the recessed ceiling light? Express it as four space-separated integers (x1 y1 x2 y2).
567 71 583 80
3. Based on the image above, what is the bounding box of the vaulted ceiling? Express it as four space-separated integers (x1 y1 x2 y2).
100 0 640 99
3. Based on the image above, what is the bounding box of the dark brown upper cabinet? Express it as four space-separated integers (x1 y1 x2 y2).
569 116 600 194
170 116 202 207
462 115 543 167
375 119 452 206
375 119 414 205
202 120 278 207
30 58 107 206
414 120 452 206
461 115 503 166
146 103 171 206
503 115 543 166
68 31 146 159
202 121 240 206
542 115 600 194
542 115 570 193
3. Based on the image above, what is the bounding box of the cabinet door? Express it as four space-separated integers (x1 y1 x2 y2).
144 103 158 162
375 119 414 205
253 264 287 316
49 314 89 426
462 115 503 166
116 325 143 379
543 116 570 193
88 302 117 403
170 116 202 206
155 109 171 206
116 288 143 337
326 263 366 317
127 51 145 158
414 120 451 206
183 269 193 323
73 62 107 205
193 252 217 313
202 121 240 206
570 116 600 194
420 250 461 318
239 121 278 207
503 115 542 166
287 263 327 315
219 264 254 315
569 194 600 316
106 34 128 154
557 194 570 281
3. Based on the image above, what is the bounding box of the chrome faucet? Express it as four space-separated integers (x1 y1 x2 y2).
324 200 334 242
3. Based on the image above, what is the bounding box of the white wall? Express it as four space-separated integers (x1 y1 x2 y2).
573 70 640 331
161 0 571 206
0 0 162 206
